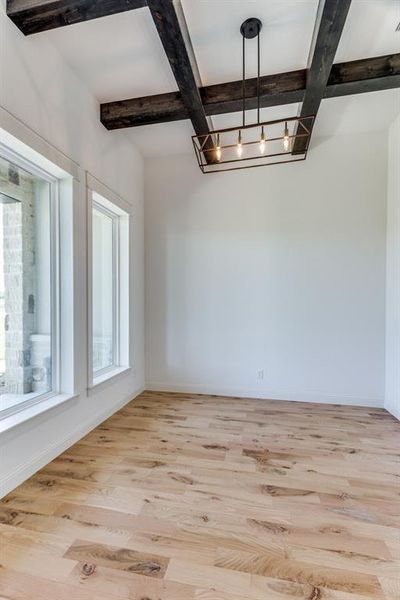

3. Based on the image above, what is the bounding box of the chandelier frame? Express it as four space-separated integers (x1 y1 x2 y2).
192 115 314 174
192 17 315 173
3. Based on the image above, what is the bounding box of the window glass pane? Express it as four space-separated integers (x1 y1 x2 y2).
0 155 53 413
92 205 114 373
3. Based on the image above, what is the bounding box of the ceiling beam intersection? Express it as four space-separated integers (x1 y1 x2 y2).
146 0 214 162
292 0 353 154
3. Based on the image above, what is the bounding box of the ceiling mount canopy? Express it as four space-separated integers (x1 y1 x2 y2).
192 17 314 173
240 17 262 39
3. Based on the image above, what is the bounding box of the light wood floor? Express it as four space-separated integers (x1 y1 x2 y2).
0 392 399 599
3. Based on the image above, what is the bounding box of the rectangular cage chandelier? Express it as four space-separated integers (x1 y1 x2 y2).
192 17 315 174
192 115 314 174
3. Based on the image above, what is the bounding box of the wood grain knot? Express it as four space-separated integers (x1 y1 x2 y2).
149 461 165 468
248 518 288 534
339 492 350 500
308 587 322 600
203 444 229 450
128 561 161 574
260 484 312 497
82 563 96 576
39 479 56 488
319 525 344 534
168 472 195 485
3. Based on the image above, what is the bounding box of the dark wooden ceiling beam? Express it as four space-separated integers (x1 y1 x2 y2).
146 0 214 161
326 53 400 96
100 69 306 130
201 69 306 116
292 0 352 154
101 54 400 130
6 0 147 35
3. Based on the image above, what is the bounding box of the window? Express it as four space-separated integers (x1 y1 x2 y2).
88 182 130 386
0 149 59 416
92 201 118 374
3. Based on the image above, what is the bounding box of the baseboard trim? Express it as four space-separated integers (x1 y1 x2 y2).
0 386 145 498
384 404 400 421
146 381 384 408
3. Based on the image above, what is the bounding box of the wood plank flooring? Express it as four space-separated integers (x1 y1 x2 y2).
0 391 399 599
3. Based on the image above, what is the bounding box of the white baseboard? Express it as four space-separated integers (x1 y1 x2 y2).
0 386 145 498
384 403 400 421
146 381 384 408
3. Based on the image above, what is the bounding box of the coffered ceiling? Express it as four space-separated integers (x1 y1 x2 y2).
13 0 400 157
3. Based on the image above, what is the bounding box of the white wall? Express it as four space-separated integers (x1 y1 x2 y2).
385 113 400 420
145 132 387 406
0 5 145 495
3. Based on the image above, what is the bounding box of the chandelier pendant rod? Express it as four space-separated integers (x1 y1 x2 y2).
242 34 246 128
257 30 260 125
241 19 262 128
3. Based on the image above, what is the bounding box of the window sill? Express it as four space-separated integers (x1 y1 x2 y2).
0 392 78 435
89 366 132 394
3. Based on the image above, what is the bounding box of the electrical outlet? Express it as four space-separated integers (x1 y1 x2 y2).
257 369 264 380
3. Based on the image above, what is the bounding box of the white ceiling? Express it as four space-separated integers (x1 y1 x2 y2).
181 0 319 84
44 7 177 101
335 0 400 62
38 0 400 157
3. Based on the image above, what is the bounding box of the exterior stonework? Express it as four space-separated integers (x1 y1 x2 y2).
2 173 35 393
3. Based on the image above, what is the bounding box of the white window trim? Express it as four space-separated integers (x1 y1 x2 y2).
0 113 78 429
0 392 79 435
86 172 131 389
0 106 80 183
91 199 120 377
0 144 61 419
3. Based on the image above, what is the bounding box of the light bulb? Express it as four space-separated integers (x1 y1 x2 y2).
215 134 221 161
283 122 290 151
259 127 266 154
237 130 243 157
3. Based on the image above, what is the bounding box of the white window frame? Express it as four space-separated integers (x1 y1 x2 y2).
0 143 61 419
0 107 78 434
87 173 131 389
91 199 119 378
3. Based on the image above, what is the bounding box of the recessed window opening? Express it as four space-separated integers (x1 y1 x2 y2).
89 186 130 387
0 147 59 417
92 199 119 375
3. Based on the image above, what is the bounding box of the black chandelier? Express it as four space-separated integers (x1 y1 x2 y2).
192 18 315 173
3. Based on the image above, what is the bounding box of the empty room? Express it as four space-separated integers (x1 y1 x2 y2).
0 0 399 598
